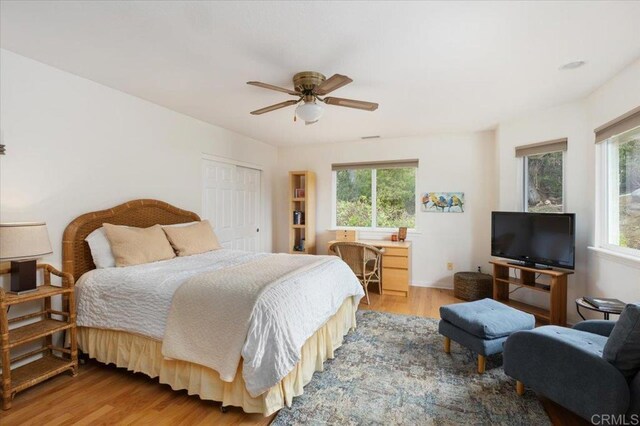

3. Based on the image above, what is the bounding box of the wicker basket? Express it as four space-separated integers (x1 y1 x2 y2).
454 272 493 301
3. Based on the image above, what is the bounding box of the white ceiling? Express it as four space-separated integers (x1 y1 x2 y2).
1 1 639 147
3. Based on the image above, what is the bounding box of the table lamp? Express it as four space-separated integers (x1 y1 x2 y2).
0 222 53 293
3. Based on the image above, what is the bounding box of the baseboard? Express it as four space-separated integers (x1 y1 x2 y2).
410 282 453 290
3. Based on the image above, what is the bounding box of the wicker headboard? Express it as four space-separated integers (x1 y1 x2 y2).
62 199 200 281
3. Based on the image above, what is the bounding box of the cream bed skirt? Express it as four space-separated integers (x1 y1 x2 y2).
77 296 358 416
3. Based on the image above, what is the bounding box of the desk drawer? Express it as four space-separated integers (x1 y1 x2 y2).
382 247 408 257
382 267 409 292
383 255 408 269
335 230 357 242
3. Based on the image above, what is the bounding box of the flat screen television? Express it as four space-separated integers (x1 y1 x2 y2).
491 211 575 270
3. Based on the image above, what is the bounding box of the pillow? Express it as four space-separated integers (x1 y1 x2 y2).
103 223 176 267
603 303 640 378
163 221 198 229
85 227 116 269
84 222 195 268
162 220 221 257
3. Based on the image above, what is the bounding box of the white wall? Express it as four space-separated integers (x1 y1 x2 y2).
276 132 497 287
0 49 277 258
496 102 592 321
496 58 640 323
0 49 278 345
584 59 640 308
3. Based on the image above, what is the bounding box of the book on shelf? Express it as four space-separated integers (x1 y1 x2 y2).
583 296 626 311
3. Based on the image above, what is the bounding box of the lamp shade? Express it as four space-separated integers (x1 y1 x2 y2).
0 222 53 261
295 102 324 123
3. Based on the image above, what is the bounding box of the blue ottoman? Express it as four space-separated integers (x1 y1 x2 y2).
439 298 535 373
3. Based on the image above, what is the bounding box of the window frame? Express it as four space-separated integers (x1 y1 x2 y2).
596 134 640 258
521 150 566 213
331 166 419 232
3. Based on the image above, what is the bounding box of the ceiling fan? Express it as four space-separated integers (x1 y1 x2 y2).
247 72 378 125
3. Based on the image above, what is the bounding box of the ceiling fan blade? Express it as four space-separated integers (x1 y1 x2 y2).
323 97 378 111
313 74 353 96
250 99 299 115
247 81 300 96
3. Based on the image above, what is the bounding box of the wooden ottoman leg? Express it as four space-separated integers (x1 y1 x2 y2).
444 337 451 354
516 381 525 396
477 354 486 374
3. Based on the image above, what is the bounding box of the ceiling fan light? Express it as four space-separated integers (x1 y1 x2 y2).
295 102 324 123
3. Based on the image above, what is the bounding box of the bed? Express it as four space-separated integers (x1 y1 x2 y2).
62 199 364 415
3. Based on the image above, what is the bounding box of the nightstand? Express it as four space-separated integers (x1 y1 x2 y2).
0 264 78 410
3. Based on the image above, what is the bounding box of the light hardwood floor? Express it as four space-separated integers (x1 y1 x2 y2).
0 287 585 425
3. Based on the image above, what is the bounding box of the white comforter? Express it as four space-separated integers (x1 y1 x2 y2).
76 249 364 396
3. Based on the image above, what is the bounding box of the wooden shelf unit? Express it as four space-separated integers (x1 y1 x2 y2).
494 277 551 294
289 171 316 254
3 354 74 395
490 260 572 326
7 319 73 349
0 264 78 410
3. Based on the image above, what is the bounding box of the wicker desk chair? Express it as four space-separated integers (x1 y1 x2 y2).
329 241 384 305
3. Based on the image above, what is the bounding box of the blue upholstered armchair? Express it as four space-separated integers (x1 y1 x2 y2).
504 304 640 422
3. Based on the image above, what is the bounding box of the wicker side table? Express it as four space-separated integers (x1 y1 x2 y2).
454 272 493 301
0 264 78 410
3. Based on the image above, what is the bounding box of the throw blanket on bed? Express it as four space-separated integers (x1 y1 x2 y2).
162 253 334 392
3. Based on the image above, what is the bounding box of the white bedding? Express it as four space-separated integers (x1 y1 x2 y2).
75 249 364 395
76 249 265 339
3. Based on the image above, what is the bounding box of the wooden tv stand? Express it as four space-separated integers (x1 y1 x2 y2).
490 260 572 326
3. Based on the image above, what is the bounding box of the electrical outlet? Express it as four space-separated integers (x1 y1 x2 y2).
447 262 453 271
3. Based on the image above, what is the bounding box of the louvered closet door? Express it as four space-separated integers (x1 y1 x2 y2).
201 159 261 251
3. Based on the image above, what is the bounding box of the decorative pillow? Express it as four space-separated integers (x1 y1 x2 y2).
603 303 640 378
163 221 198 229
162 220 221 257
85 227 116 269
103 223 176 267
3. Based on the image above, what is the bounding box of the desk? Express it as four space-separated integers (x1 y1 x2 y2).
328 239 412 297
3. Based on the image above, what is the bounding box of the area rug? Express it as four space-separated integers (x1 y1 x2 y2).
272 310 550 425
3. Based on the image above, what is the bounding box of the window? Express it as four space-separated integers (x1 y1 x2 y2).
335 169 373 227
600 125 640 254
516 138 567 213
524 151 564 213
333 161 417 229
